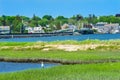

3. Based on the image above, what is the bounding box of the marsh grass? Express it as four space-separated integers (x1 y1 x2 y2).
0 39 120 51
96 45 120 50
0 50 119 61
0 62 120 80
49 39 120 45
0 40 119 80
0 39 120 46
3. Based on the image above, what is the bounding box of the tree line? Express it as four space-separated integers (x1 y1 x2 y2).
0 14 120 33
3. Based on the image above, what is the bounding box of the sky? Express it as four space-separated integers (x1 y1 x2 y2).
0 0 120 18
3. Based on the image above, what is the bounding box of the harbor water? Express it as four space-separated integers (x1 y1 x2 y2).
0 34 120 42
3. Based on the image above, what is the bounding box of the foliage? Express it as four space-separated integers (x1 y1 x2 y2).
42 15 53 21
38 19 49 26
0 14 120 33
99 15 120 24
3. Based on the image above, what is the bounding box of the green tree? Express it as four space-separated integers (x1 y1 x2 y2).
87 14 98 24
68 19 76 25
12 15 22 33
55 16 68 25
76 14 83 21
53 20 61 30
99 15 120 24
29 14 41 27
42 15 53 21
38 19 49 26
1 15 7 26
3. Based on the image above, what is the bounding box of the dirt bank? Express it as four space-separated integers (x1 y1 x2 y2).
0 58 120 65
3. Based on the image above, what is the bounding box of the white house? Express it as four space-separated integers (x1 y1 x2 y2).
94 22 120 33
33 26 44 33
25 26 45 33
0 26 10 34
105 23 120 33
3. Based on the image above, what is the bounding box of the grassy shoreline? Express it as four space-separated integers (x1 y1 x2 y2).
0 39 119 64
0 62 120 80
0 39 120 45
0 39 120 51
0 50 120 64
0 40 120 80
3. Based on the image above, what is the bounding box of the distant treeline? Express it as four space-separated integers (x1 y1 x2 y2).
0 14 120 33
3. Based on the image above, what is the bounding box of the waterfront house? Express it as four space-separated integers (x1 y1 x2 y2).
78 28 94 34
75 23 94 34
25 26 45 33
33 26 45 33
83 24 93 29
60 24 77 32
94 22 120 34
0 26 10 34
105 23 120 33
25 27 33 33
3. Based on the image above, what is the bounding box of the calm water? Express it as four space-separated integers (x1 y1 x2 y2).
0 62 58 73
0 34 120 42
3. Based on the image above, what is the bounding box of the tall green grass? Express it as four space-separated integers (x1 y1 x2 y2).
0 50 120 61
0 39 120 46
0 62 120 80
0 40 119 80
0 39 120 51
